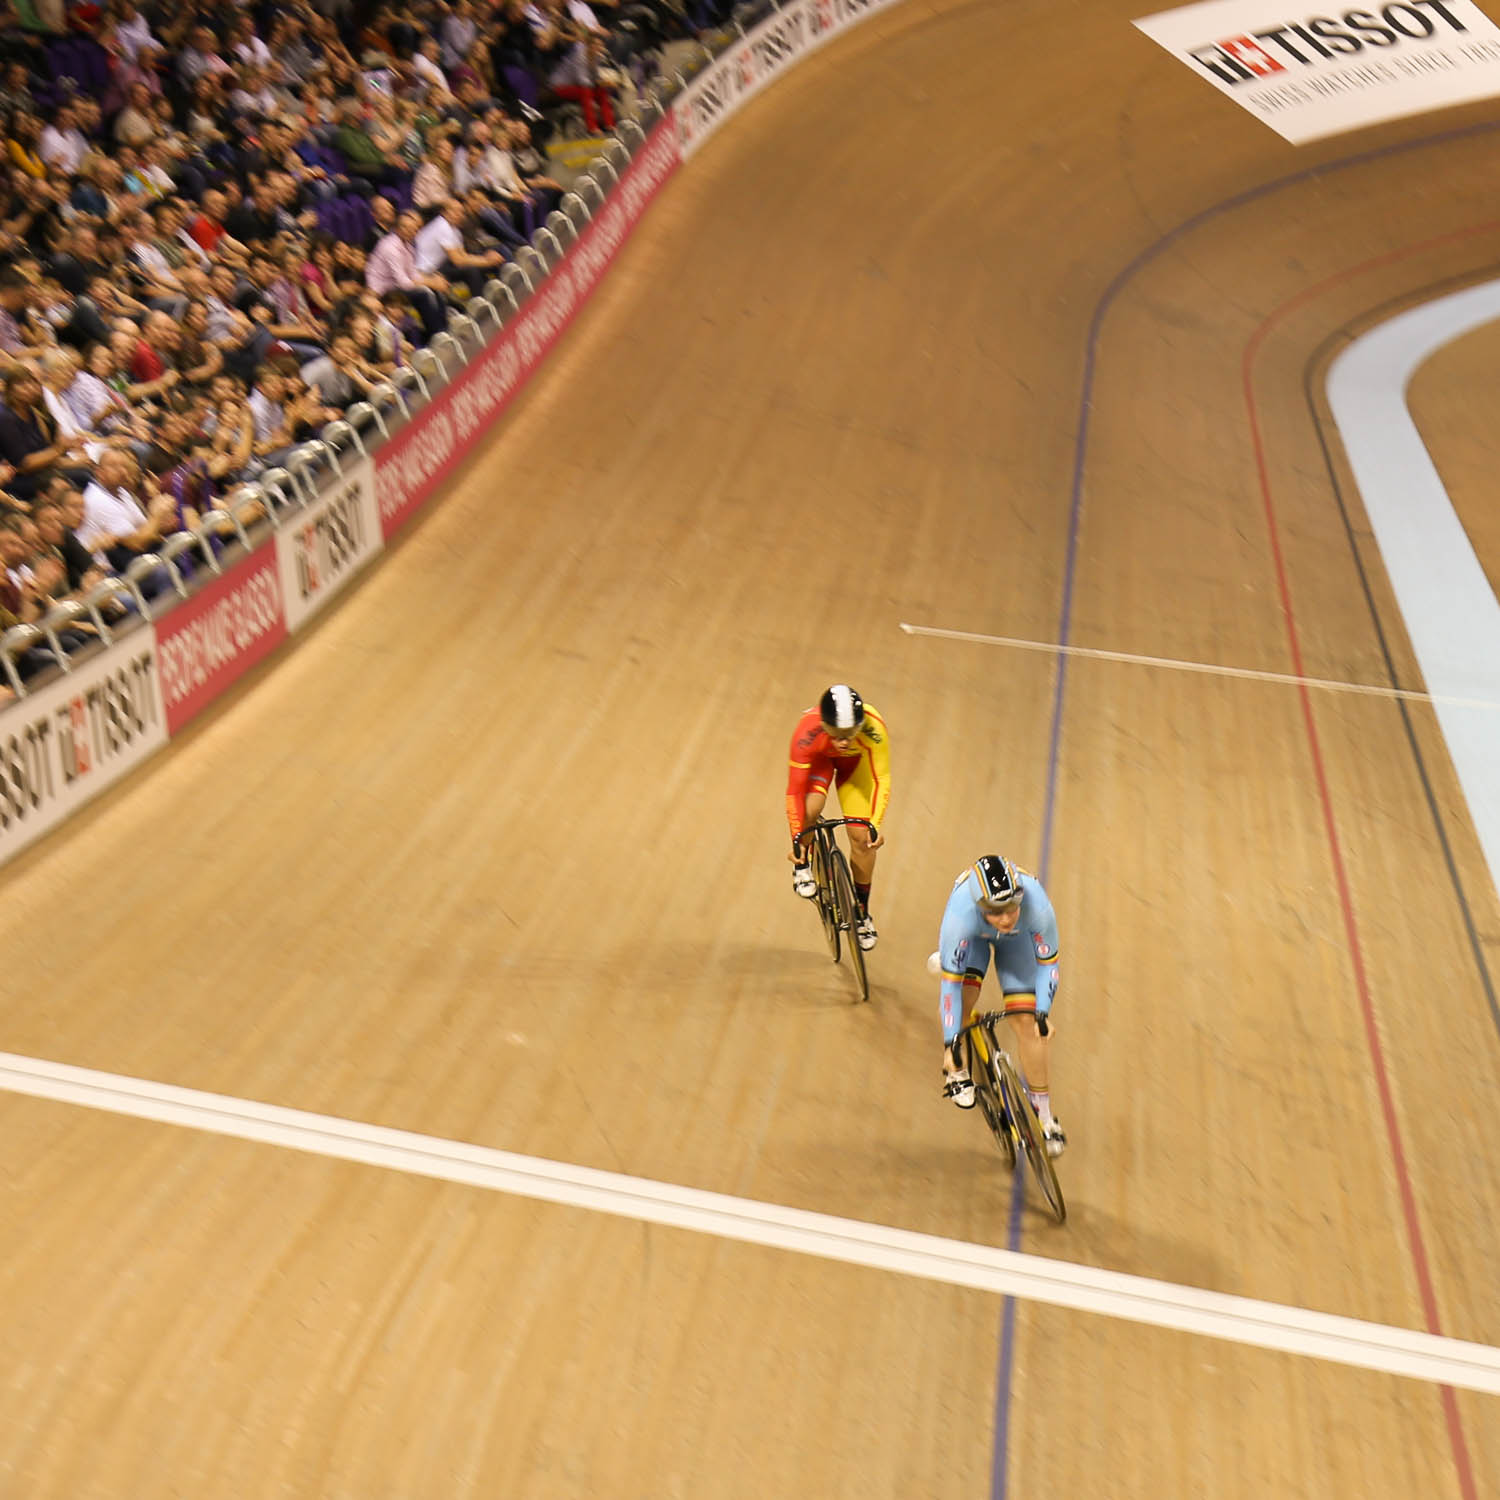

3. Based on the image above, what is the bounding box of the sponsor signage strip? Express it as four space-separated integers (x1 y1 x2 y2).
0 630 168 865
156 544 287 736
1134 0 1500 143
278 458 382 633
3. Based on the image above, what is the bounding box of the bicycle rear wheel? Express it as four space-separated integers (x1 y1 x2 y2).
810 836 841 961
828 845 869 1002
995 1049 1066 1223
966 1027 1017 1168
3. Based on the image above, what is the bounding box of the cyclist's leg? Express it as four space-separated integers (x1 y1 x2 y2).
832 761 879 948
995 944 1064 1150
832 760 878 895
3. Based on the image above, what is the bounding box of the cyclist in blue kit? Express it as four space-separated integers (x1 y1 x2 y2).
929 855 1066 1157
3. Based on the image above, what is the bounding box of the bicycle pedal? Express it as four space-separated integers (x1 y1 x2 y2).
943 1073 976 1109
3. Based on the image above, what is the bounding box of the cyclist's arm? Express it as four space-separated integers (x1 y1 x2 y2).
863 708 892 826
785 714 824 844
785 754 816 843
938 907 984 1045
1028 891 1061 1016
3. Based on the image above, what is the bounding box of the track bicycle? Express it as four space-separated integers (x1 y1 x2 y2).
795 817 872 1003
957 1010 1066 1223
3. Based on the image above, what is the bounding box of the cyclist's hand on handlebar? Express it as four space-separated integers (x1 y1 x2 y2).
867 827 886 851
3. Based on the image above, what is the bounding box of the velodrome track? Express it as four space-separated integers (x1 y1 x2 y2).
4 0 1500 1493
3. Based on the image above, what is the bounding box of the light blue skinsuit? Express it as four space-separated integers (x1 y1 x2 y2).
937 864 1059 1044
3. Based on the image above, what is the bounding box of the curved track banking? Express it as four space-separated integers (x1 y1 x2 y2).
2 0 1500 1494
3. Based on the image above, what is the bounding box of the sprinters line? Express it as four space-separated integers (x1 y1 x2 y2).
898 621 1500 711
4 1049 1500 1395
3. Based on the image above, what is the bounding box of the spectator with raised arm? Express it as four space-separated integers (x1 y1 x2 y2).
38 99 87 178
76 449 179 574
332 97 409 189
0 367 90 504
112 80 158 148
177 24 233 88
300 331 380 409
111 0 159 64
126 309 185 397
414 197 505 294
0 513 45 630
366 208 448 340
33 491 108 596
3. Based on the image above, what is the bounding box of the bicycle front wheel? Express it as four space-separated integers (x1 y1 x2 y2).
968 1028 1017 1168
995 1048 1066 1223
829 845 869 1002
810 836 841 961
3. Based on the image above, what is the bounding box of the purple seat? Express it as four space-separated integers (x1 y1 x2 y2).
502 65 542 110
46 39 82 92
78 38 112 95
334 198 362 245
378 181 412 213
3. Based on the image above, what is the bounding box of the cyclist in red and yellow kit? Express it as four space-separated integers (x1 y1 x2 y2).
786 684 890 951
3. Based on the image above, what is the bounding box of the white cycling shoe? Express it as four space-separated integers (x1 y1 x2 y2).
943 1067 976 1109
792 861 816 899
1042 1121 1067 1158
855 913 878 951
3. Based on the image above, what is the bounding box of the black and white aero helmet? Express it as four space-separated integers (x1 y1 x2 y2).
973 855 1023 912
818 684 865 736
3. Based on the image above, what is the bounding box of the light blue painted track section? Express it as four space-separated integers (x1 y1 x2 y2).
1326 279 1500 904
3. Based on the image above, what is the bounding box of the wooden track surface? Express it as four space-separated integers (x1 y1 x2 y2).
4 0 1500 1493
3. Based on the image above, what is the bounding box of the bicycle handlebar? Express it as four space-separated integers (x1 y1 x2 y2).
959 1009 1050 1039
793 817 875 851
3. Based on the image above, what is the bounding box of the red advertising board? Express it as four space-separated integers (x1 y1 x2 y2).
154 543 288 735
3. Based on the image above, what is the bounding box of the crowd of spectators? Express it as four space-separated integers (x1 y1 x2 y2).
0 0 717 692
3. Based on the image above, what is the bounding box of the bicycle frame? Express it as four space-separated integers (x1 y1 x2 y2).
958 1011 1066 1222
796 817 872 1003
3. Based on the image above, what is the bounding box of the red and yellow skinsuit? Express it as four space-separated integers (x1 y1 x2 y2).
785 703 891 842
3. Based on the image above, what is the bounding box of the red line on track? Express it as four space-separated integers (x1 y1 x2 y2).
1241 222 1498 1500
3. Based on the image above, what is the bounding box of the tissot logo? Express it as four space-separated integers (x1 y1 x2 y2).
1136 0 1500 143
1201 34 1287 76
1190 0 1467 83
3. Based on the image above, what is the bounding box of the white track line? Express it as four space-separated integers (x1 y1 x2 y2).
898 621 1500 712
4 1050 1500 1395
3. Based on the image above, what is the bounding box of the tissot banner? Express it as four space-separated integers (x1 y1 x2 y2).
1134 0 1500 143
0 632 167 863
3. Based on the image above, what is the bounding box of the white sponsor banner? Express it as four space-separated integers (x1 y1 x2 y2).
276 458 383 633
1134 0 1500 143
0 630 167 864
675 0 901 158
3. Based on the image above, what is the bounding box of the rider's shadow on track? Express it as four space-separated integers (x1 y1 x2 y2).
712 941 884 1007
